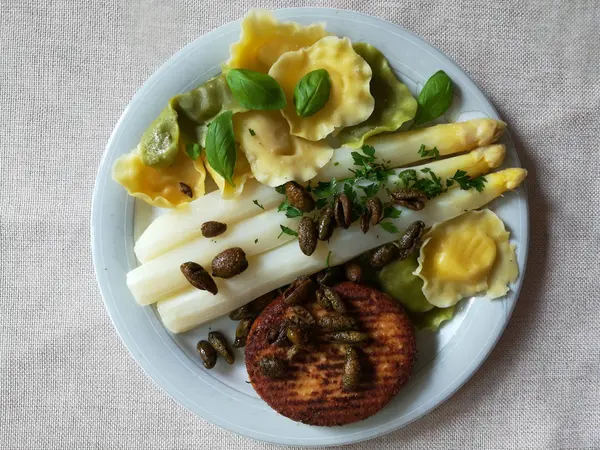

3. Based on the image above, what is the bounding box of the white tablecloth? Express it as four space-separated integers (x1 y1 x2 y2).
2 0 599 448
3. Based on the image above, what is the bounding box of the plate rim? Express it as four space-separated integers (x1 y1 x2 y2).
91 7 530 446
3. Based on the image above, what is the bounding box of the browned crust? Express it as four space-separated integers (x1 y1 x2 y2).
245 282 416 426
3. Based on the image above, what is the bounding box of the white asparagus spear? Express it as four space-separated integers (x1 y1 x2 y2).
129 145 505 305
158 168 526 333
316 118 506 181
135 119 506 262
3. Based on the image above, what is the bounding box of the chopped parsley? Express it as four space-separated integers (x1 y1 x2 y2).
379 221 399 234
315 198 328 209
333 162 340 166
312 178 338 198
249 128 256 136
277 199 302 218
278 225 298 239
275 184 286 195
417 144 440 159
383 205 401 219
447 170 488 192
254 238 258 244
358 183 379 198
397 167 446 199
253 199 265 210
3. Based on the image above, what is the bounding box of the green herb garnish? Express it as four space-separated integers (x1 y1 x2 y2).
413 168 445 198
249 128 256 136
417 144 440 159
205 111 237 186
358 183 379 198
277 199 302 218
379 222 399 234
447 170 488 192
412 70 453 126
294 69 331 117
315 198 328 209
333 162 340 166
278 225 298 239
253 199 265 210
325 250 332 267
226 69 286 110
383 205 401 219
185 143 202 161
275 184 286 195
312 179 338 198
254 238 259 244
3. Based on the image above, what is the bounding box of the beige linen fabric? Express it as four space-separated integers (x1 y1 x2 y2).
1 0 599 448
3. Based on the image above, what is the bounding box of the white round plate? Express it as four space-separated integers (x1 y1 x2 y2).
92 8 528 447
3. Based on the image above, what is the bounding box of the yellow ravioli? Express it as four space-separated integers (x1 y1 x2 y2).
226 9 329 73
202 148 253 199
269 36 375 141
112 145 206 208
233 111 334 187
415 209 519 307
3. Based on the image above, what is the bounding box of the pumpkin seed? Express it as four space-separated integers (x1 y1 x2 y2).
285 181 315 212
344 262 363 283
327 331 369 344
196 340 217 369
367 197 383 225
179 182 193 198
286 324 307 346
320 285 346 313
298 217 318 256
315 288 332 310
229 289 279 321
288 305 316 327
233 317 253 348
390 188 427 210
397 220 426 259
317 205 336 240
334 193 352 229
317 314 358 332
273 325 291 347
369 243 400 268
208 331 234 364
228 304 253 321
283 276 315 305
266 326 280 344
201 221 227 238
315 266 343 286
360 210 371 234
211 247 248 279
180 262 218 295
259 356 287 379
342 346 361 391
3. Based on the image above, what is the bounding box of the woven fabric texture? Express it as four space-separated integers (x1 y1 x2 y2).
1 0 599 448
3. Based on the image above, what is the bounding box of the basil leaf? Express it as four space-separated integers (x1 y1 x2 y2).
413 70 453 126
185 143 202 160
294 69 331 117
226 69 286 110
205 111 237 186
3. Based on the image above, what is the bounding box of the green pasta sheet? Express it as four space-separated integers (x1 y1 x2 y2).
138 74 246 168
138 100 180 168
337 43 417 148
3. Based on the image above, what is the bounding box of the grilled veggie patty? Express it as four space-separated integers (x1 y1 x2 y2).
245 282 416 426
